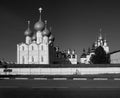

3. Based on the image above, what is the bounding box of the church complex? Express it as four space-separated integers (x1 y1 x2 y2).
17 8 77 64
16 8 120 65
0 7 120 77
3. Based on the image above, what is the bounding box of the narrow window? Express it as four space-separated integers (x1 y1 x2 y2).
68 54 71 58
41 45 43 51
22 56 25 64
32 46 34 51
41 56 44 62
22 46 24 51
32 56 34 62
72 55 75 58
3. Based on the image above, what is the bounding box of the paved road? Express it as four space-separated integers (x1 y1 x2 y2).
0 79 120 98
0 79 120 88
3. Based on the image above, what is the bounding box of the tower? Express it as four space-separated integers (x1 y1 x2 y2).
103 37 109 53
96 28 109 53
25 21 32 44
34 8 44 44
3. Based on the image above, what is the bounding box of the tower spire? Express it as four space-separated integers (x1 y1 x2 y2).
98 28 103 40
99 28 102 37
49 26 52 32
43 20 50 36
39 7 42 21
24 20 32 36
34 7 45 31
100 28 102 32
45 20 47 28
27 20 30 30
104 33 107 46
104 32 107 40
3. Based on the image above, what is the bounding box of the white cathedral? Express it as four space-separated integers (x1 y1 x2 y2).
80 29 109 64
17 8 55 64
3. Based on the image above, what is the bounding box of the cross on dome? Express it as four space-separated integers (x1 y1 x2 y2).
39 7 42 13
38 7 42 21
34 7 45 31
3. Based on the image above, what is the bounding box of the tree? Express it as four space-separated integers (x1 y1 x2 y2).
90 46 110 64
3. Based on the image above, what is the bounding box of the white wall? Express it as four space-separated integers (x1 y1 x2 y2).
111 52 120 64
1 67 120 75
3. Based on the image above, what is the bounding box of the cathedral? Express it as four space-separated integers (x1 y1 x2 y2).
17 8 77 64
17 8 54 64
80 29 109 64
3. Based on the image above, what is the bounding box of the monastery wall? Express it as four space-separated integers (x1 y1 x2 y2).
0 67 120 75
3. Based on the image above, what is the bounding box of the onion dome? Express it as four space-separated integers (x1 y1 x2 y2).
49 34 55 41
95 41 98 47
104 39 107 46
104 39 107 43
104 33 107 43
67 49 71 54
72 50 75 54
42 20 51 36
34 8 45 31
24 21 32 36
99 34 102 40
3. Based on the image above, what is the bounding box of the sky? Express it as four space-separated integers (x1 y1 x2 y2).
0 0 120 62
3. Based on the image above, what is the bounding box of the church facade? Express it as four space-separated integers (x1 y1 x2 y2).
80 30 109 64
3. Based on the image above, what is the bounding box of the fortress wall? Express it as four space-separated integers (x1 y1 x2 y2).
0 69 4 75
0 67 120 75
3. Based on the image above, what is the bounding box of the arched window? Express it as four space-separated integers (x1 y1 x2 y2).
22 46 24 51
41 56 44 62
72 55 75 58
22 56 25 64
68 54 71 58
41 45 43 51
32 46 34 51
32 56 34 62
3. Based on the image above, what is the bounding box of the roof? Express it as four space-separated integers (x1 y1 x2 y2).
109 50 120 55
